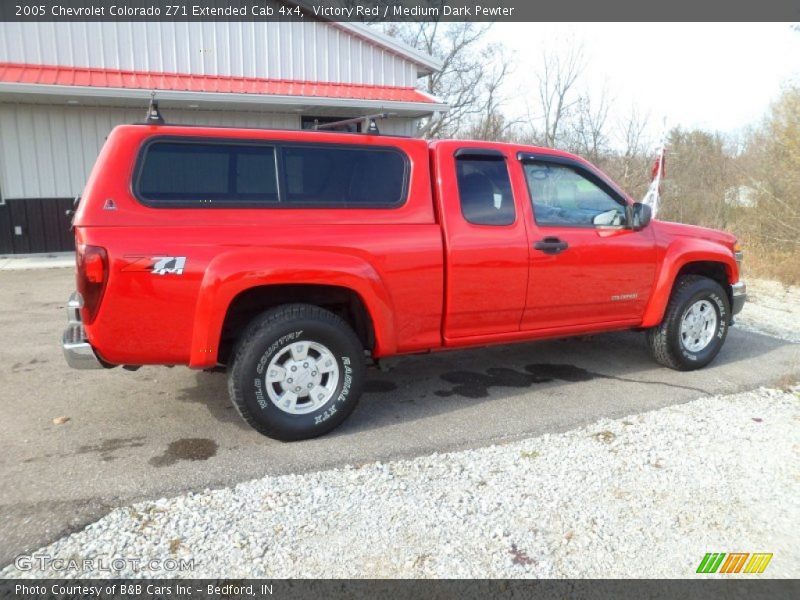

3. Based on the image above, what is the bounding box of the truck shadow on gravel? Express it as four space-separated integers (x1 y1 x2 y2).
433 363 710 399
167 329 786 440
174 373 251 430
333 329 789 436
364 380 399 393
171 372 403 436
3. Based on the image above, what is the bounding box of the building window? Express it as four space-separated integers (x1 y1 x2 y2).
301 116 361 133
456 156 515 226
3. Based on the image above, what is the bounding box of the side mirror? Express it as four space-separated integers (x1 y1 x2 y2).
627 202 652 231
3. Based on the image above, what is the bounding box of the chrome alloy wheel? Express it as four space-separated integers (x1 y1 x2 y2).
680 300 718 353
265 341 340 415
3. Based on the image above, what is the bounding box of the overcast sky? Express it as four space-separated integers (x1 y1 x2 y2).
488 23 800 145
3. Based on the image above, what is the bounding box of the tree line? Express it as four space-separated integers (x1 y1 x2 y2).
387 23 800 284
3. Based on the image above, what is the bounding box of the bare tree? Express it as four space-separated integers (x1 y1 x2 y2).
462 60 524 141
385 22 509 138
535 42 585 147
569 89 612 163
618 106 649 159
611 106 651 196
744 86 800 248
656 127 738 229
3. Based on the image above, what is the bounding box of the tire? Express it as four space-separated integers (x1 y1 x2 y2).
228 304 365 441
646 275 731 371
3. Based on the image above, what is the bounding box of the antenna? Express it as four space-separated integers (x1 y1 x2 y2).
145 91 164 125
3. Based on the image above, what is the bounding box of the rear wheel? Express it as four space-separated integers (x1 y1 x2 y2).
228 304 364 441
646 275 730 371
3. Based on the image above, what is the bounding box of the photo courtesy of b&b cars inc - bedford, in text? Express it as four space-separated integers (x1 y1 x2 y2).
0 1 798 598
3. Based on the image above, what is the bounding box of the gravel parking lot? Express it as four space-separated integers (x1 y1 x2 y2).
1 265 798 575
736 279 800 343
4 385 798 578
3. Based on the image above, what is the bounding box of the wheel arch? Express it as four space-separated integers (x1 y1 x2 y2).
188 248 396 368
641 242 737 328
674 261 731 304
217 283 376 366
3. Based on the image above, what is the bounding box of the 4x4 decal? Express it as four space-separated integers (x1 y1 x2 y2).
122 256 187 276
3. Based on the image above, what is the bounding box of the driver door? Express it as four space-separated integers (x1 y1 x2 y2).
519 155 657 331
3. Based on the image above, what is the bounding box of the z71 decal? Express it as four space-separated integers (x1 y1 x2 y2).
152 256 187 275
122 256 187 276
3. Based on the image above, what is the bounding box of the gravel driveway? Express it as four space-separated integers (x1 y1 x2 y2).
736 279 800 343
5 385 797 579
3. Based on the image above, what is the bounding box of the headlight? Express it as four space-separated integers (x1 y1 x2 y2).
734 242 743 267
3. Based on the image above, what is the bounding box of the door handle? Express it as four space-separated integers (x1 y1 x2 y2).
533 237 569 255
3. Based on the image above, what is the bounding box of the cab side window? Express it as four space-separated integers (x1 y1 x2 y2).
523 162 625 227
456 156 515 226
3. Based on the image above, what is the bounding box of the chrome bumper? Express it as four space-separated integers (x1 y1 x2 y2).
731 281 747 317
62 292 105 369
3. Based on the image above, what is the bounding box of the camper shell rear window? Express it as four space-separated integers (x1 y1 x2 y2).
133 137 410 209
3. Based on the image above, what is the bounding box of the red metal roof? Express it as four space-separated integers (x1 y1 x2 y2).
0 62 436 104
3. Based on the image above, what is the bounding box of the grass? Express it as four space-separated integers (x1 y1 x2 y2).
739 240 800 287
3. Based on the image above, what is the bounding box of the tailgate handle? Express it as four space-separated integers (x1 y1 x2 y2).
534 237 569 255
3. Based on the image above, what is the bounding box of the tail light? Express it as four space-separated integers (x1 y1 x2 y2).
76 244 108 324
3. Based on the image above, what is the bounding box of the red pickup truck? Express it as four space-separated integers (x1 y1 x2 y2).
63 122 745 440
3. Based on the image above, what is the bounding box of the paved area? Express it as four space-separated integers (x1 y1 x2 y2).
5 387 797 578
1 267 799 567
0 252 74 271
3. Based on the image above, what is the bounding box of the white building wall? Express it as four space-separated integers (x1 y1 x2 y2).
0 103 417 199
0 21 419 87
0 19 429 201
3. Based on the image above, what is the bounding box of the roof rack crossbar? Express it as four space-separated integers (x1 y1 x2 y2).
313 113 388 133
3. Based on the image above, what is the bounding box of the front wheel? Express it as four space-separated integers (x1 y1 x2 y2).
646 275 730 371
228 304 365 441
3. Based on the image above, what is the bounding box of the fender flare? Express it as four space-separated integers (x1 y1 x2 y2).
641 239 738 328
188 248 395 368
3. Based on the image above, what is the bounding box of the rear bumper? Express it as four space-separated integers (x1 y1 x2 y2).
62 292 105 369
731 281 746 317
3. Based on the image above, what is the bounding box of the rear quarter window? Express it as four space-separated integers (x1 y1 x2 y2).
455 156 515 226
134 138 408 208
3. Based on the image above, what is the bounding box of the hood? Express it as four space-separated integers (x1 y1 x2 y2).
652 220 737 249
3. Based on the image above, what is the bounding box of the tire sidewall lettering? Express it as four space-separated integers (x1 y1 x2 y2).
253 330 304 410
709 293 728 339
314 356 353 426
337 357 352 403
255 330 303 377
